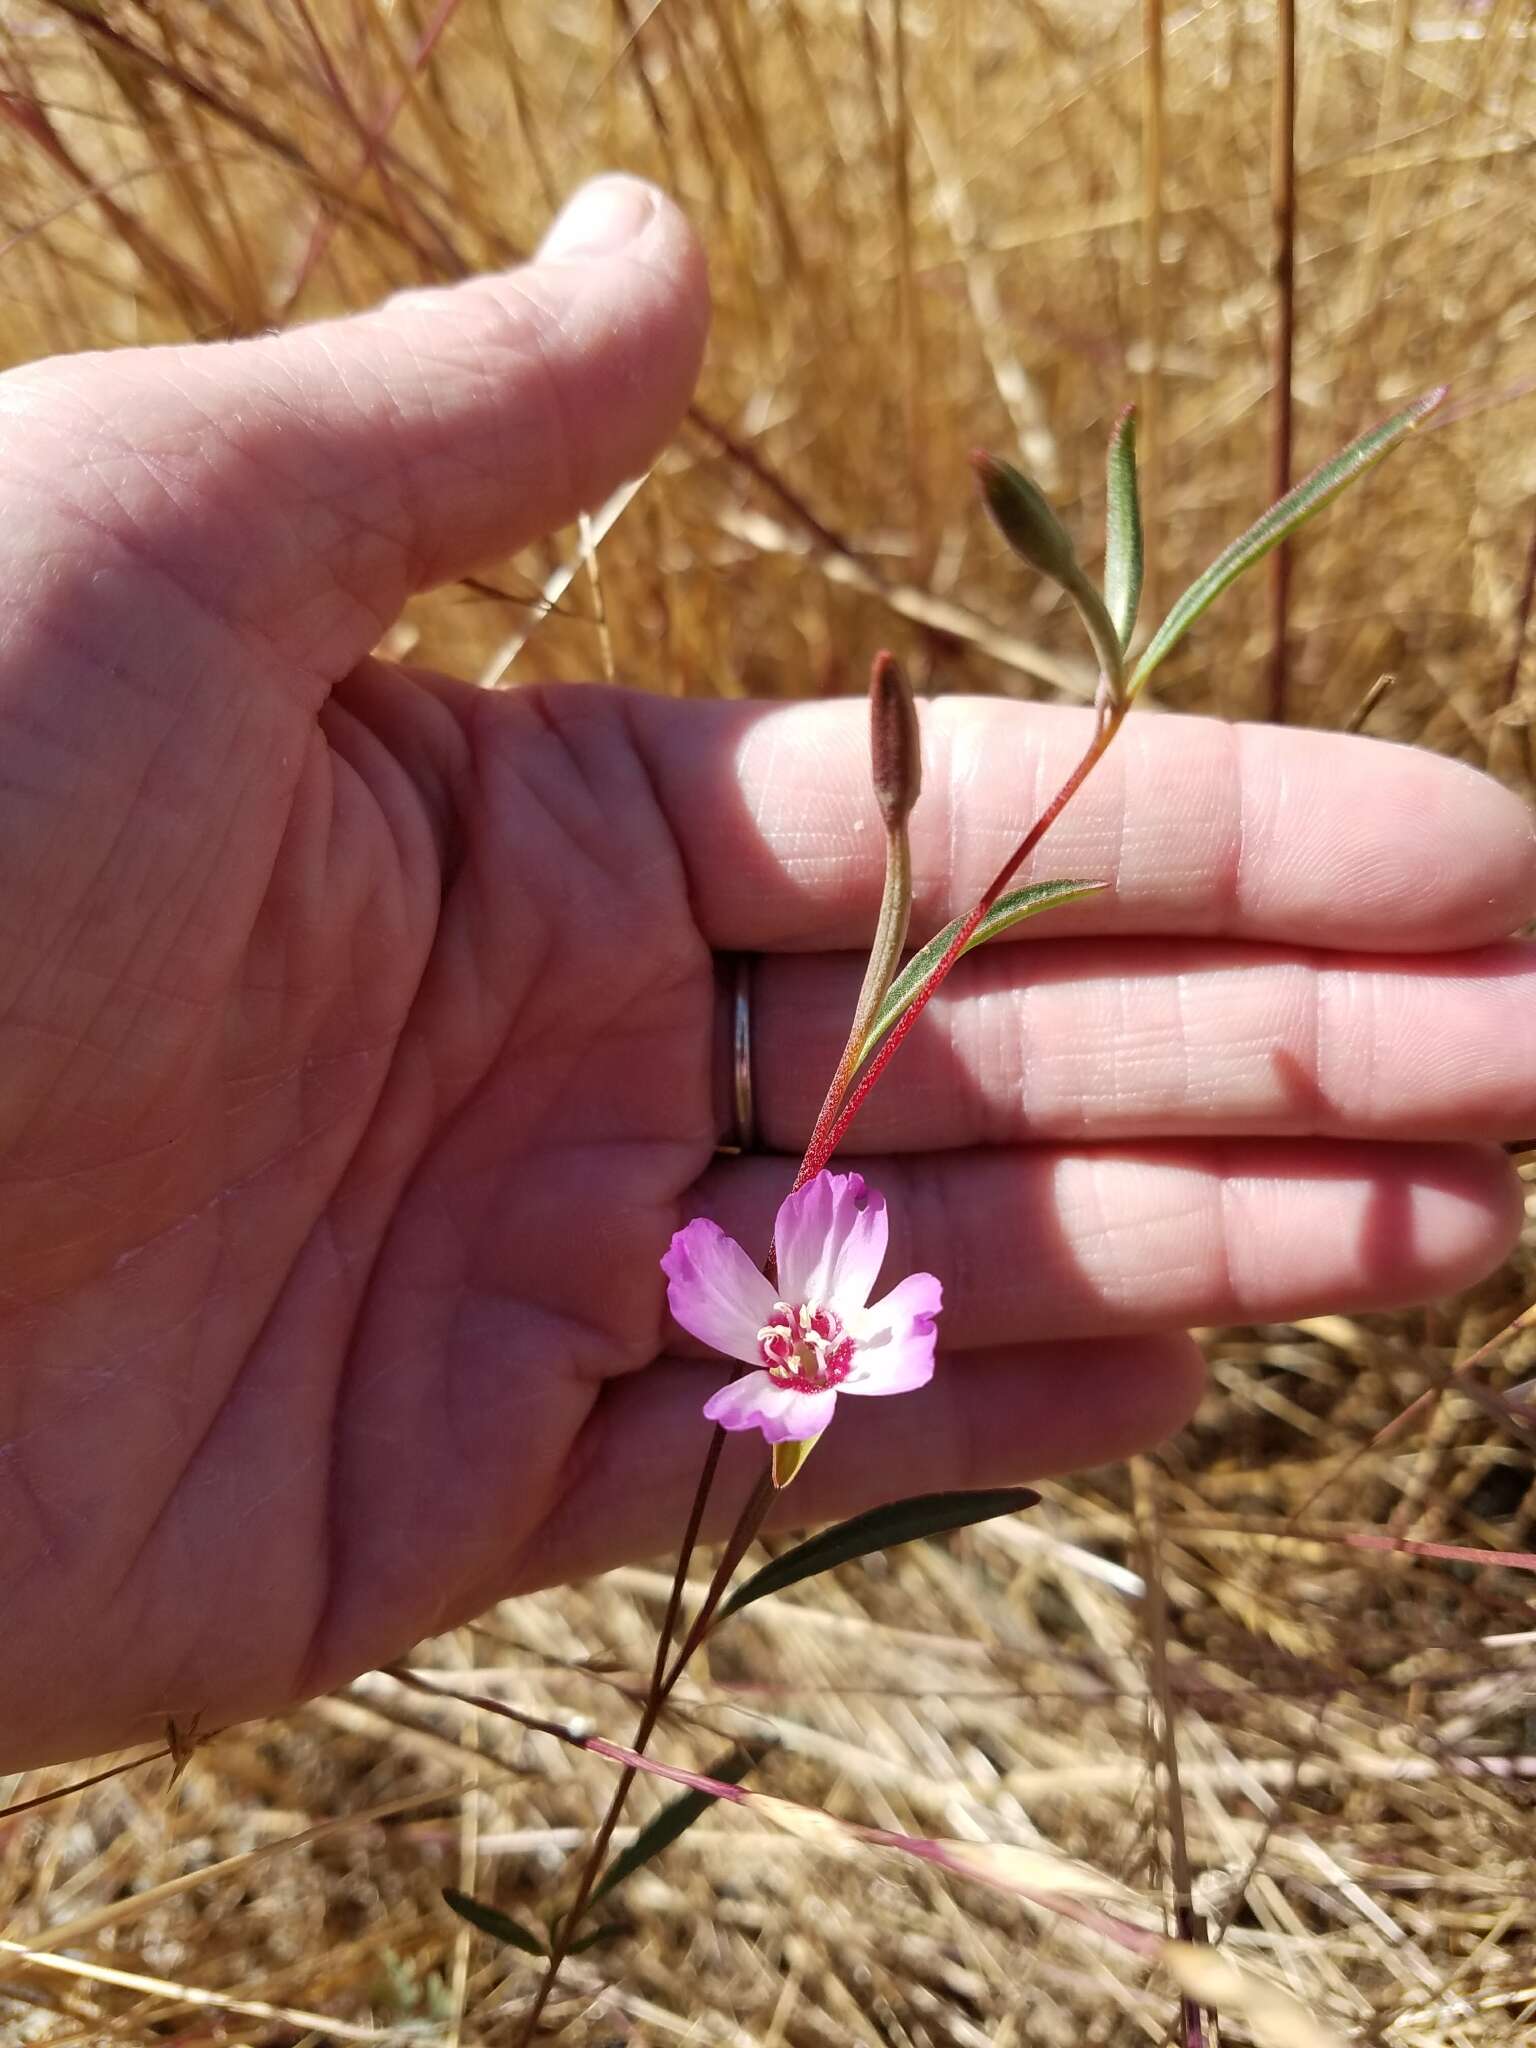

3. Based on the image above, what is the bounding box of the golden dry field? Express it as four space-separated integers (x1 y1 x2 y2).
1 1 1535 2041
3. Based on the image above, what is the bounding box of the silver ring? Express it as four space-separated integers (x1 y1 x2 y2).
729 954 758 1152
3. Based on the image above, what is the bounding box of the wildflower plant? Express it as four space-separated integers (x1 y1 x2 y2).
444 390 1444 2031
667 1169 943 1443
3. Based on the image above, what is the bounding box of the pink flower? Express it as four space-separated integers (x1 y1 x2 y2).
662 1170 942 1445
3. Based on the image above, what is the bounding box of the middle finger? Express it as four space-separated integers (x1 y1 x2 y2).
742 938 1536 1150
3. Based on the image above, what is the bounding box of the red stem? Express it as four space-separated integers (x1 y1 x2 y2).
795 711 1120 1184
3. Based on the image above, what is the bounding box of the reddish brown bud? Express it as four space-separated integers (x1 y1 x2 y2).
869 651 921 828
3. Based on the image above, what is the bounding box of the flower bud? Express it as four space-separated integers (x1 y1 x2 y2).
869 650 921 828
972 450 1079 586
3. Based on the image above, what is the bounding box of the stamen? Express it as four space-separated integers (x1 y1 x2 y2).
757 1301 856 1392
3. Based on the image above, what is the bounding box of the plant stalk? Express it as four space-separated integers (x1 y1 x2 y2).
796 819 912 1193
513 1461 774 2039
798 703 1125 1185
1265 0 1298 724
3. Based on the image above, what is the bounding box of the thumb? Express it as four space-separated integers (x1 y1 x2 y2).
5 175 708 677
287 173 710 591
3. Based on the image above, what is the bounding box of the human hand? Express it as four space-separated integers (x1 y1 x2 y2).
1 176 1531 1769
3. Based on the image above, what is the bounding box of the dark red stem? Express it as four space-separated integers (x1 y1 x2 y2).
795 712 1120 1184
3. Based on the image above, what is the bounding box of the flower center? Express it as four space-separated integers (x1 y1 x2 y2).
757 1300 855 1394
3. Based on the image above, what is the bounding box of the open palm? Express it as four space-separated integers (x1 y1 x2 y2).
1 178 1531 1770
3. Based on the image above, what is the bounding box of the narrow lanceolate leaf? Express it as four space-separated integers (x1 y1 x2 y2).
858 879 1106 1068
716 1488 1039 1624
442 1888 546 1956
589 1742 770 1904
1127 387 1444 697
1103 405 1143 651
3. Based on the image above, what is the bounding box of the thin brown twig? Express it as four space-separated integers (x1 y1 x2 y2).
1500 492 1536 737
890 0 930 569
608 0 680 189
1139 0 1164 615
510 1463 774 2041
275 0 469 316
686 402 865 563
0 64 227 329
1266 0 1298 724
1370 1302 1536 1451
0 1747 173 1822
39 0 433 252
285 0 419 252
1133 1462 1207 2048
1344 670 1397 731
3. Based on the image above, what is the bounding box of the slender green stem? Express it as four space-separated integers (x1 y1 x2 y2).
1063 564 1127 702
798 818 913 1186
800 701 1126 1184
849 824 914 1052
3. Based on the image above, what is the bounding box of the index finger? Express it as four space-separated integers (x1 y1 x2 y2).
628 696 1535 954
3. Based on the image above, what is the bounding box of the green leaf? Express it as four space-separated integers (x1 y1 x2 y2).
1103 406 1143 651
857 879 1106 1068
716 1488 1040 1624
442 1888 546 1957
589 1742 768 1905
1128 388 1444 697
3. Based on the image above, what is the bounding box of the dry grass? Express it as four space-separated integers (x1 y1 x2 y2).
2 0 1535 2040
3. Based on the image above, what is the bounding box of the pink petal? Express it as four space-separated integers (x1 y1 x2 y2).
774 1170 888 1311
662 1219 777 1364
845 1271 942 1396
704 1372 838 1443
